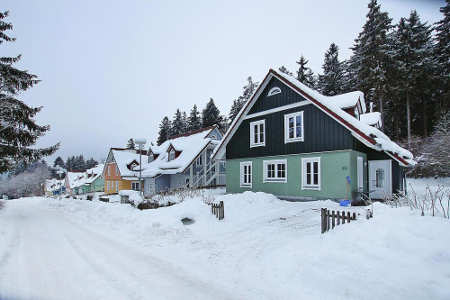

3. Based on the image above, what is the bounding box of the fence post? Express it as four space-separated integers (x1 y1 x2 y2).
352 212 356 220
332 210 335 229
327 210 330 231
336 211 340 226
341 211 345 224
321 208 325 234
219 201 224 220
347 212 351 223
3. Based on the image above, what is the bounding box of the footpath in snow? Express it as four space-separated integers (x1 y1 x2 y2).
0 187 449 300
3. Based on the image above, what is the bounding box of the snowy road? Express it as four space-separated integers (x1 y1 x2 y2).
0 198 233 300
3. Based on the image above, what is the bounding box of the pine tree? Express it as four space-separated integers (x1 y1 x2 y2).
181 111 188 133
126 138 135 149
391 11 433 147
53 156 65 168
188 105 201 132
349 0 392 121
86 158 98 169
0 11 58 172
278 66 293 76
157 116 171 145
171 109 185 136
228 77 258 124
434 0 450 115
317 43 346 96
202 98 223 128
296 55 316 88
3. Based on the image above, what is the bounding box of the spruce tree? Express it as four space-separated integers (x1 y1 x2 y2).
434 0 450 115
181 111 188 133
187 105 201 132
228 77 258 124
86 158 98 169
171 109 184 136
392 11 433 147
296 55 316 89
157 116 171 145
126 138 135 149
349 0 392 120
317 43 346 96
278 66 293 76
202 98 223 128
53 156 65 168
0 11 58 172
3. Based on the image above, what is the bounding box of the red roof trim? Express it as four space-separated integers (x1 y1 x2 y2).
270 69 410 166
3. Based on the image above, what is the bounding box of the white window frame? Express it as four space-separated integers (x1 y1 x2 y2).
302 157 321 190
131 181 140 191
284 111 304 143
267 86 281 97
250 119 265 148
240 161 252 188
263 159 287 183
168 149 175 161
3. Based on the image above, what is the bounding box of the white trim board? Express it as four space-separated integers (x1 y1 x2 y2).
244 101 310 120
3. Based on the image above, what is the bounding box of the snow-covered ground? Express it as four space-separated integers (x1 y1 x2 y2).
0 182 449 300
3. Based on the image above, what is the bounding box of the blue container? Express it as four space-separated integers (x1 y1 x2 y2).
340 199 351 207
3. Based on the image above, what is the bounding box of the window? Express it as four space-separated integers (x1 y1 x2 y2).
376 168 384 188
240 161 252 187
302 157 320 190
263 160 287 183
284 111 304 143
107 165 110 176
168 149 175 161
115 165 119 175
250 120 265 147
267 87 281 97
115 181 119 193
196 155 202 166
131 181 140 191
185 178 190 188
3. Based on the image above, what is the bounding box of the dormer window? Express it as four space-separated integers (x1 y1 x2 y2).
168 149 175 161
267 87 281 97
148 151 154 163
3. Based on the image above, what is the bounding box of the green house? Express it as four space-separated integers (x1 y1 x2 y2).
212 69 414 201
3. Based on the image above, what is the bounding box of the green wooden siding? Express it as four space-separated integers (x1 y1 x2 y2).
226 150 367 200
89 176 104 192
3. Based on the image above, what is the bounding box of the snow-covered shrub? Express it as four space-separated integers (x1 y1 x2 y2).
407 112 450 178
390 184 450 218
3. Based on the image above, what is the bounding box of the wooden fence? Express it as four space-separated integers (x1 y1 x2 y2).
211 201 224 220
321 208 356 234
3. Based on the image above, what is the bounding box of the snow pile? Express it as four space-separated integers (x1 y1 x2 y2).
328 91 366 112
360 111 382 126
119 190 144 205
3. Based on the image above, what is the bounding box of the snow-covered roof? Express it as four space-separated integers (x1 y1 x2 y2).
213 69 414 166
329 91 366 113
45 178 65 192
360 112 382 127
65 164 105 189
111 150 142 178
141 126 217 178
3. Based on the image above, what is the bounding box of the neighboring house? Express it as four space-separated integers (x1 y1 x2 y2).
103 148 146 195
212 68 414 201
141 125 225 197
65 164 104 195
44 178 65 196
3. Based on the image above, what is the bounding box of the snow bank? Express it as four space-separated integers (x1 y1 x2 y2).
15 183 450 299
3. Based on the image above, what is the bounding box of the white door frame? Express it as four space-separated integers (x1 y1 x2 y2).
357 156 364 192
368 160 392 199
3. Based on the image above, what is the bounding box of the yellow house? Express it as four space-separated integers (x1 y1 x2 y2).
103 148 144 194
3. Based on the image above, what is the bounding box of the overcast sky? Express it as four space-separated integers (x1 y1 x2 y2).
2 0 444 163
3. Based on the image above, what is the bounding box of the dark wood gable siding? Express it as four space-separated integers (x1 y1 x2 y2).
226 78 355 159
248 78 304 114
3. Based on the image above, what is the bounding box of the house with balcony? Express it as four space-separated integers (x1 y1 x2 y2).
141 125 225 197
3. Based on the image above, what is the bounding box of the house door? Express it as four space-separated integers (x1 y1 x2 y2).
368 160 392 200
